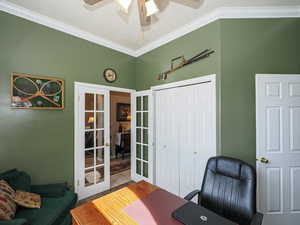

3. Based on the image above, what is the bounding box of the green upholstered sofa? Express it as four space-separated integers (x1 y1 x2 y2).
0 169 77 225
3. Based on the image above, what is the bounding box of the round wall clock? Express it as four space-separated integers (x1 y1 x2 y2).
103 68 117 83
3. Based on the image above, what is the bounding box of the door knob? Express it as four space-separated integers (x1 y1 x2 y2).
105 143 110 147
257 157 269 164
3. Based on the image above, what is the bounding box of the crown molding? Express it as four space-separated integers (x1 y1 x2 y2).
0 0 136 56
135 6 300 56
0 0 299 58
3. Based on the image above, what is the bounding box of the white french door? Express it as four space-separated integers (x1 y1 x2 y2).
131 91 153 183
75 85 110 200
256 74 300 225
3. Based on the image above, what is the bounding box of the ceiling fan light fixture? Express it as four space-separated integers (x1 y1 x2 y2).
145 0 159 17
115 0 132 13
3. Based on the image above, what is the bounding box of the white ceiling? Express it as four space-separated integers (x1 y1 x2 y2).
1 0 300 56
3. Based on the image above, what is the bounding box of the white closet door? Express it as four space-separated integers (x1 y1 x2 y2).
177 85 198 198
179 82 215 198
156 88 180 195
155 81 216 197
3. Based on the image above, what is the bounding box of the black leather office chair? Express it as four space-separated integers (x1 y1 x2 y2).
184 156 263 225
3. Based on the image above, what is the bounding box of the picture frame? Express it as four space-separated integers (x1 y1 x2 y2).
11 72 65 109
116 103 131 121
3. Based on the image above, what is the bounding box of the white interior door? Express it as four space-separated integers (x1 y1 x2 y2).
155 80 216 198
131 91 153 183
155 88 180 195
76 85 110 200
179 82 216 198
256 74 300 225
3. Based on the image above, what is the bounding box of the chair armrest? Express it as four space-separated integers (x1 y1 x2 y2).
251 212 263 225
0 218 27 225
184 189 201 204
30 182 68 197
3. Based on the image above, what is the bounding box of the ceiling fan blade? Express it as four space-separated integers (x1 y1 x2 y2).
171 0 202 9
83 0 103 5
137 0 151 26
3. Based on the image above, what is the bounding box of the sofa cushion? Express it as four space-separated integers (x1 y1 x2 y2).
0 218 27 225
31 183 67 198
14 190 41 209
0 170 19 182
15 207 58 225
8 172 31 192
0 180 17 220
15 190 77 225
0 171 31 192
0 169 18 177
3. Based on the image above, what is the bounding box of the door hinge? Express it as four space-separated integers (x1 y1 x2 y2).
77 180 80 186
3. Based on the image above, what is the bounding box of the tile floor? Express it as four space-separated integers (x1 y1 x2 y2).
77 169 132 205
110 169 131 188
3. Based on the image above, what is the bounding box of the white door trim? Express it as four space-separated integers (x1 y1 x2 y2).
74 82 135 199
151 74 216 91
74 82 136 93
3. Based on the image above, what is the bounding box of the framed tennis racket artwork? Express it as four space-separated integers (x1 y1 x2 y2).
11 73 64 109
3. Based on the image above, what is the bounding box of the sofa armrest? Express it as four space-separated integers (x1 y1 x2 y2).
0 218 27 225
30 182 68 197
251 212 264 225
184 189 201 204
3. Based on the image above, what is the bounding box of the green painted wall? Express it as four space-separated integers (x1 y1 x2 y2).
135 21 221 90
220 19 300 166
135 18 300 166
0 11 136 185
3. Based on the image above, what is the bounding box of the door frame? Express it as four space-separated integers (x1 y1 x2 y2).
74 82 135 200
150 74 217 185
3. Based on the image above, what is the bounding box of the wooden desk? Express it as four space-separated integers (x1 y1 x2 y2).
71 181 158 225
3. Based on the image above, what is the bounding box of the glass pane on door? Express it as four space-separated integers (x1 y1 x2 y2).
85 93 94 110
96 166 104 184
84 92 106 187
85 150 94 168
96 148 104 165
85 168 94 187
96 94 104 110
85 131 94 148
85 112 94 129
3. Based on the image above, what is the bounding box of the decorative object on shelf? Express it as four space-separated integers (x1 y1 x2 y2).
116 103 131 121
103 68 117 83
157 49 215 80
11 73 64 109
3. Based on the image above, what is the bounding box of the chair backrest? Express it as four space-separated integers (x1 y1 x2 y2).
200 156 256 225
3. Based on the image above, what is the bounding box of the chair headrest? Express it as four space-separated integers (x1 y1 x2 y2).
207 156 255 180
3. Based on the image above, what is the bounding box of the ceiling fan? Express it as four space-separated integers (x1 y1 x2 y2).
84 0 159 26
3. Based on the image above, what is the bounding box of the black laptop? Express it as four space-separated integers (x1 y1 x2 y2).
172 202 237 225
